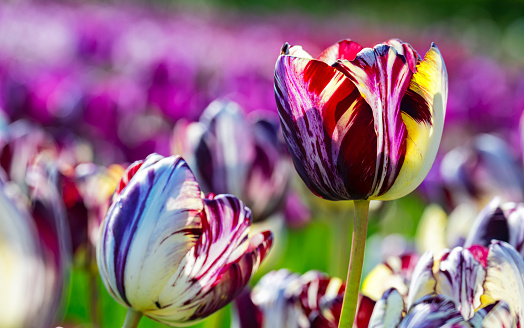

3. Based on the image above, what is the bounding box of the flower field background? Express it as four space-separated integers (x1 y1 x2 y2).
2 0 524 327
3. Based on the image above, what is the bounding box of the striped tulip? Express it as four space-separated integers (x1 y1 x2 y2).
274 39 447 200
172 100 291 221
234 269 375 328
441 134 524 207
367 242 522 327
465 198 524 256
97 154 273 326
0 162 70 328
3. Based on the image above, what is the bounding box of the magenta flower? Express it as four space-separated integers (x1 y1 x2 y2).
274 39 447 201
97 154 273 326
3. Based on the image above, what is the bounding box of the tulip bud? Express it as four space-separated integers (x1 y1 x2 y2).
97 154 273 326
368 242 520 327
0 164 69 328
234 269 375 328
465 198 524 256
274 39 447 201
172 99 291 221
441 134 524 207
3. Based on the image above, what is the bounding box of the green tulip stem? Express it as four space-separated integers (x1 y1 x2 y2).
338 199 369 328
329 210 352 279
123 309 142 328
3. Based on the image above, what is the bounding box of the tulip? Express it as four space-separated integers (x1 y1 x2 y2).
0 178 46 328
172 99 291 222
274 38 447 327
368 241 523 327
274 39 447 201
233 269 375 328
415 198 524 258
0 163 70 328
464 198 524 256
97 154 273 327
440 134 524 208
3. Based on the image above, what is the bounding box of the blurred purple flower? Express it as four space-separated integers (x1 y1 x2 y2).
234 269 375 328
0 161 70 327
368 242 521 327
440 134 524 208
172 100 291 221
97 154 273 325
464 198 524 256
283 191 311 228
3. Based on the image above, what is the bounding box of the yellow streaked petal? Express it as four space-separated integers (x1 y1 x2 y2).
379 44 447 200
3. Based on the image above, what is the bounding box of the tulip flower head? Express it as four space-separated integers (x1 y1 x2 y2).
172 100 291 221
441 134 524 207
0 165 70 328
465 197 524 255
274 39 447 201
367 242 523 327
234 269 375 328
97 154 273 326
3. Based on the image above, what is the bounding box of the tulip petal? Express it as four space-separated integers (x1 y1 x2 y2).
188 230 273 321
435 247 486 320
482 241 524 325
297 271 345 327
27 164 71 325
385 39 420 73
399 295 469 328
153 195 261 324
275 55 378 200
194 101 255 197
504 202 524 255
287 44 314 59
113 160 144 198
250 269 303 328
368 288 404 328
245 116 290 221
97 155 203 308
334 44 411 198
465 198 510 248
354 294 376 328
469 301 514 328
385 43 447 200
0 179 53 327
317 39 364 65
407 251 436 309
233 289 264 328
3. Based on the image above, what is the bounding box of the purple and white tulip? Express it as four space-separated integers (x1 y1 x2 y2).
0 163 70 327
97 154 273 326
274 39 447 201
367 242 522 327
172 99 291 221
234 269 375 328
465 198 524 256
440 134 524 207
